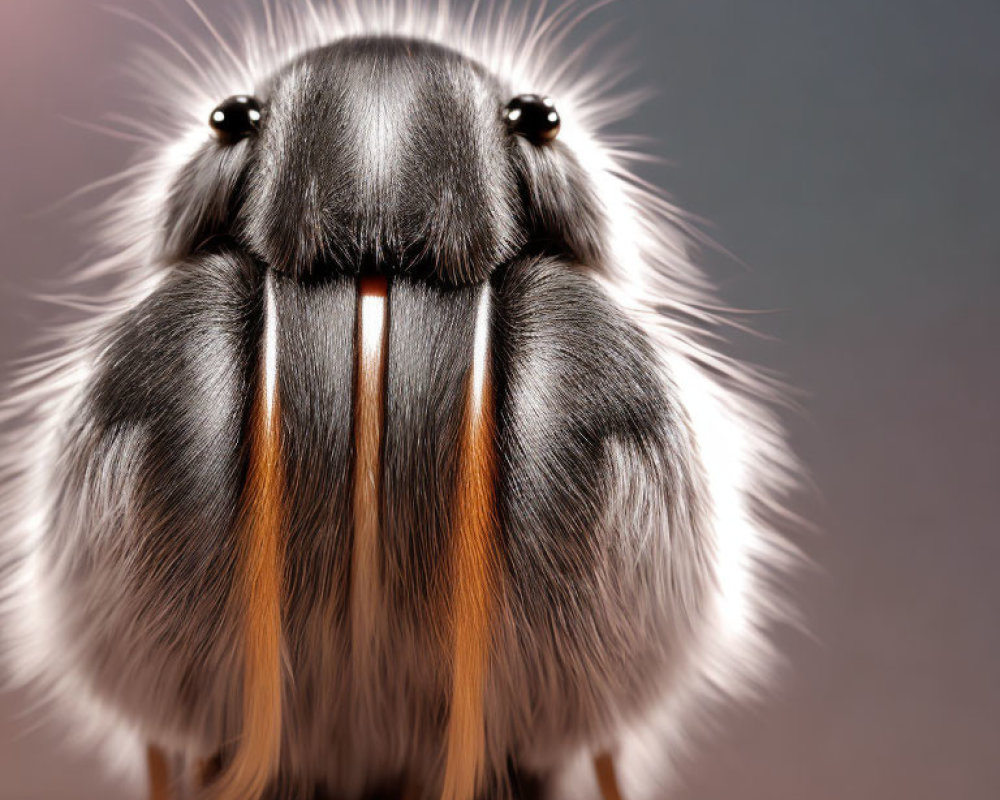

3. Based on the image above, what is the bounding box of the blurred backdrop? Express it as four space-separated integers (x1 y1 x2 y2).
1 1 997 798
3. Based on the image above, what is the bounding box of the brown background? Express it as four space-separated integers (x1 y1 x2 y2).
1 1 997 798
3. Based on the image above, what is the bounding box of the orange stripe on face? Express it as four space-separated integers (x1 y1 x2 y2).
594 752 625 800
147 745 171 800
440 285 499 800
206 274 285 800
351 275 389 682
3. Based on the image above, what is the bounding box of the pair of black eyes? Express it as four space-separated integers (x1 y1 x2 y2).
208 94 561 144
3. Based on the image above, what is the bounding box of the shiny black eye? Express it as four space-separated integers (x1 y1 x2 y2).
504 94 561 144
209 95 262 144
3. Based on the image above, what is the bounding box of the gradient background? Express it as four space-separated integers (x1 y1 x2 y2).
1 1 997 798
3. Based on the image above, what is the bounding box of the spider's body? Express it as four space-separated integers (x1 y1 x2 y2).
0 5 795 799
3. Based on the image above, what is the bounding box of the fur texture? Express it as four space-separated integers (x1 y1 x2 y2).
0 2 799 799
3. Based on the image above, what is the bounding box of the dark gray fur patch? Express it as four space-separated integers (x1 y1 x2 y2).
382 279 478 615
273 271 355 618
49 249 262 741
240 38 522 283
494 256 672 587
162 142 254 261
489 257 709 761
511 141 608 268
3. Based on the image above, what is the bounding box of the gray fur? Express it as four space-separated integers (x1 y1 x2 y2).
46 249 261 752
